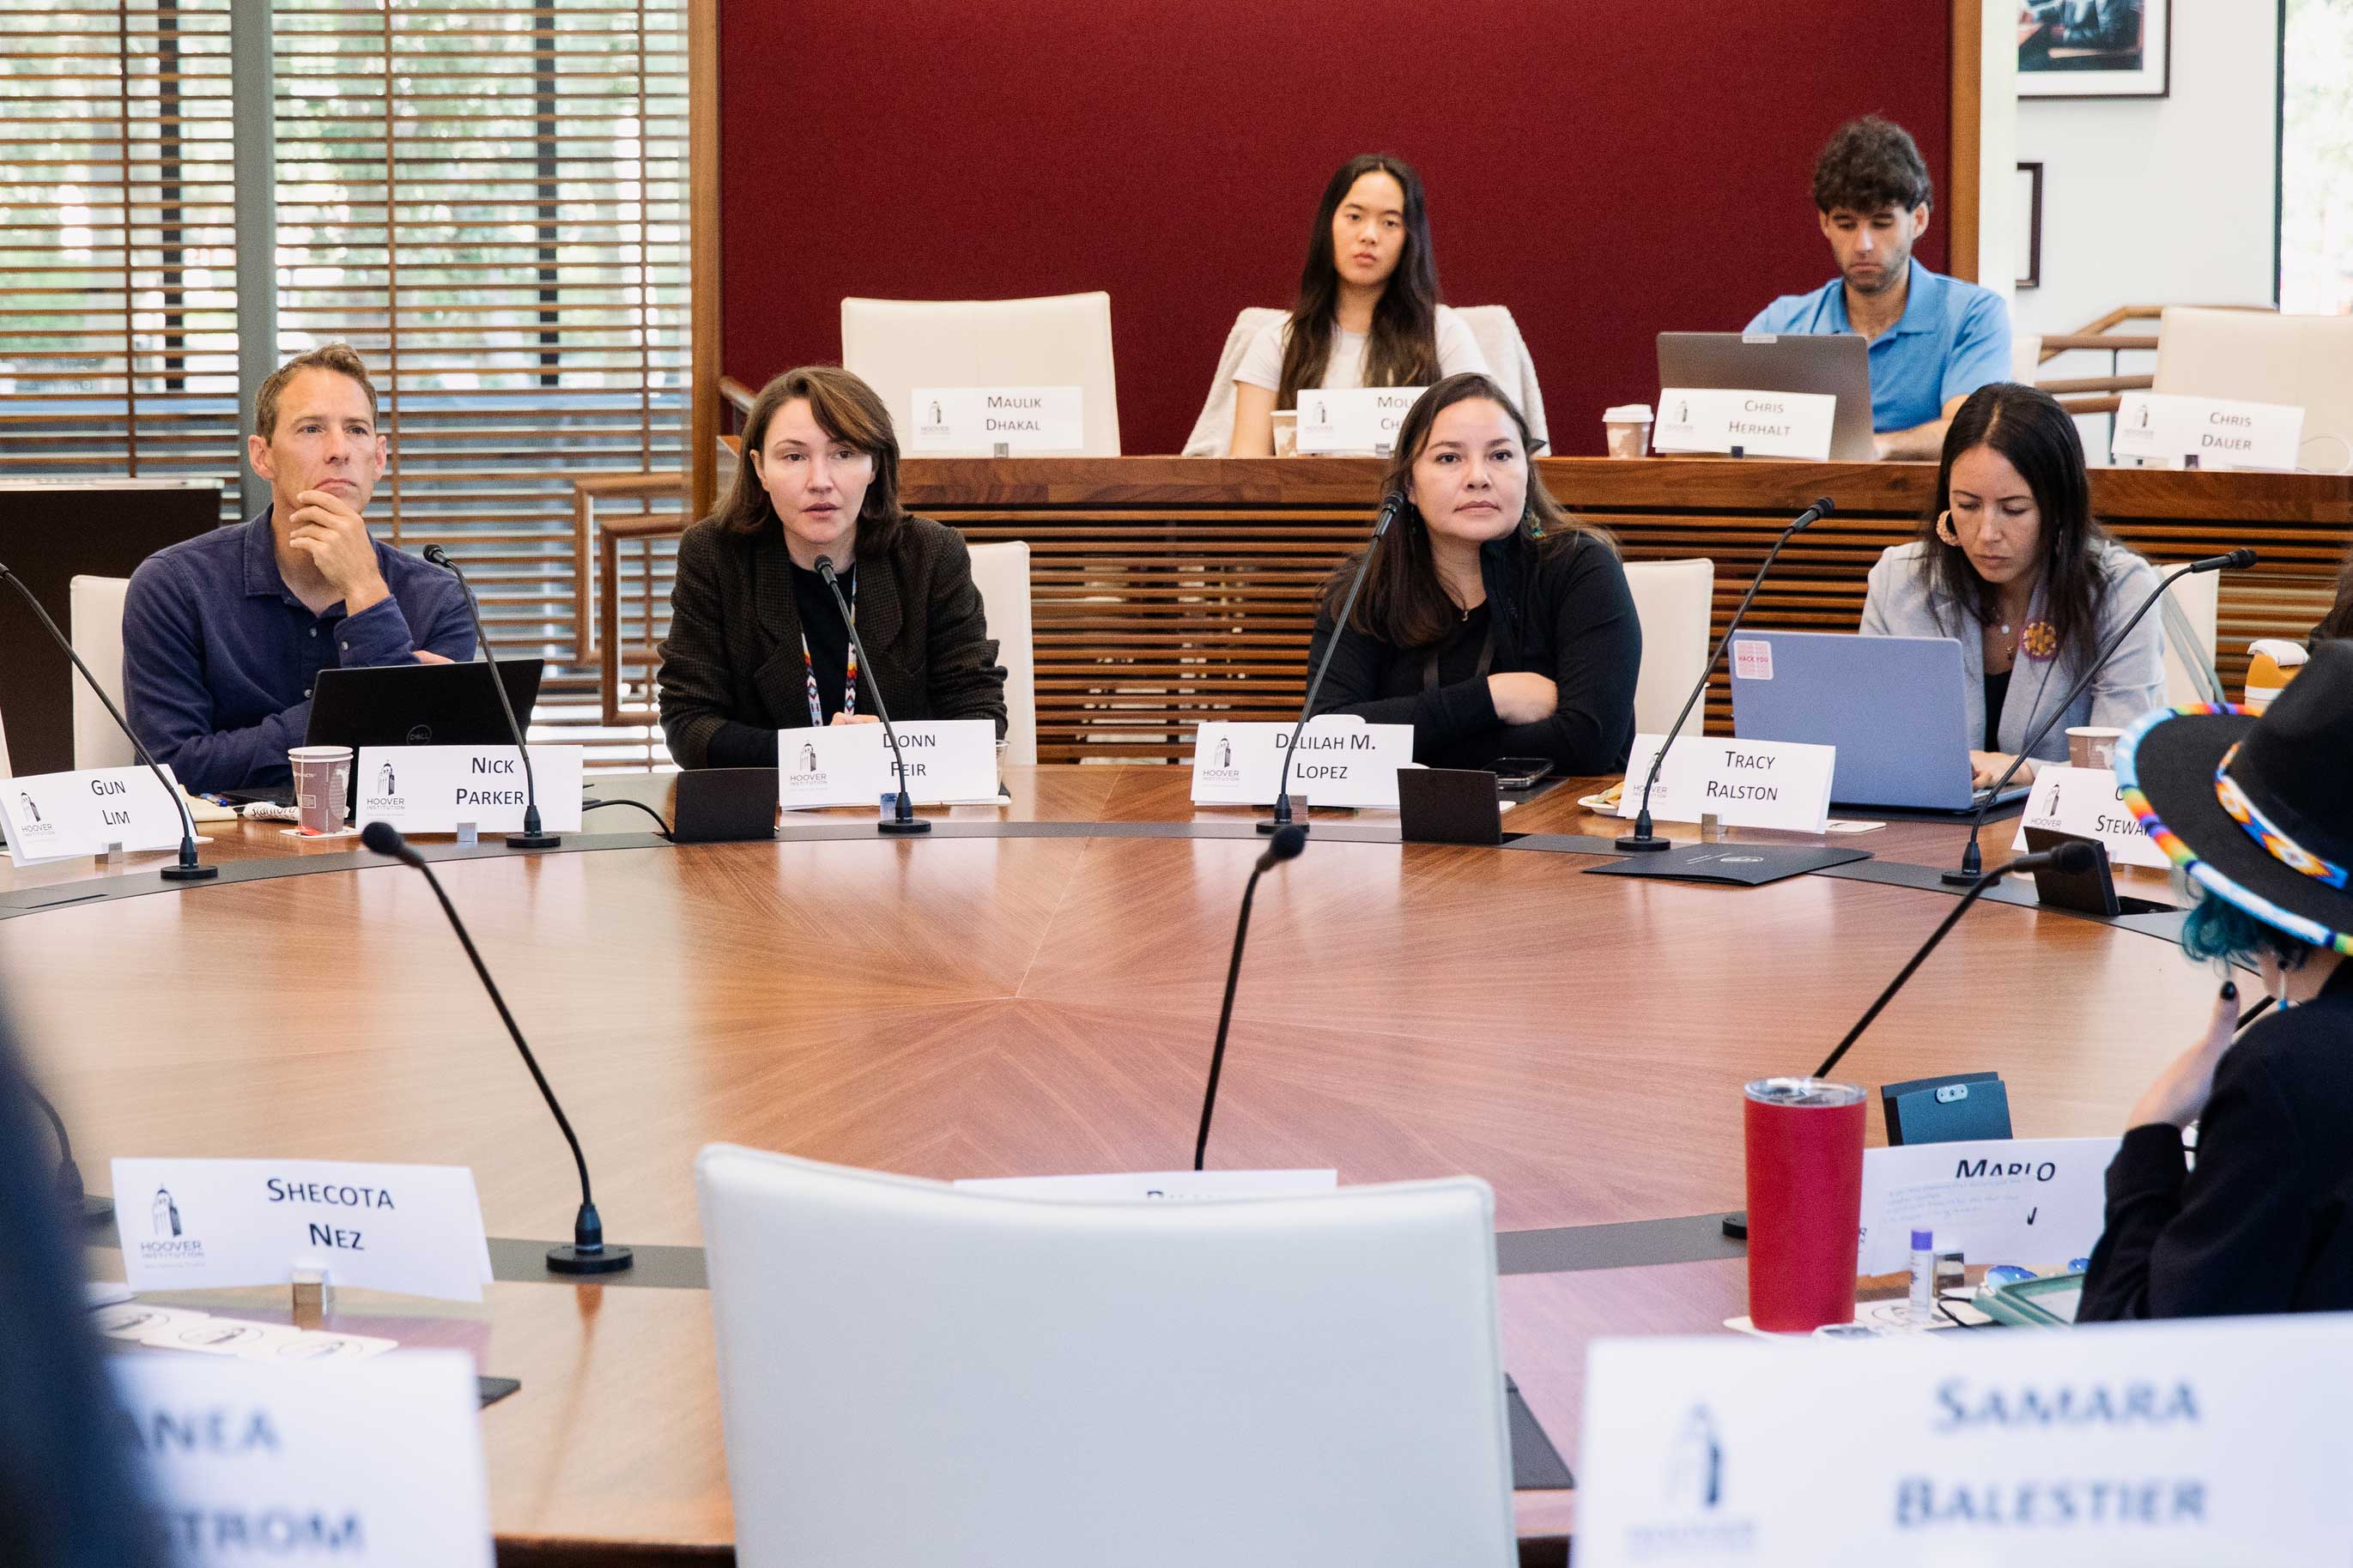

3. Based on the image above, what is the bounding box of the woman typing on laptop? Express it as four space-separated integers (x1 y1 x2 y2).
1859 383 2164 787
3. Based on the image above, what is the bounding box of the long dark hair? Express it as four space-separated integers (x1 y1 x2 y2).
1325 373 1610 650
1275 154 1441 412
1921 382 2119 662
2318 544 2353 641
718 365 906 556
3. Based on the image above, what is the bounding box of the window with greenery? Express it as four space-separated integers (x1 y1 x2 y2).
2281 0 2353 314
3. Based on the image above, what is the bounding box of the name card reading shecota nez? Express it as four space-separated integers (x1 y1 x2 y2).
354 744 584 836
2111 390 2304 472
2010 764 2169 869
1574 1315 2353 1566
0 762 190 867
907 385 1084 454
1296 385 1427 456
114 1351 494 1567
779 718 998 810
1652 385 1837 461
1859 1135 2117 1275
1616 733 1835 832
112 1157 494 1303
1190 716 1416 809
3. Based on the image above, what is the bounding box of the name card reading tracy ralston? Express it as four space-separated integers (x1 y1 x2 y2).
1614 733 1836 832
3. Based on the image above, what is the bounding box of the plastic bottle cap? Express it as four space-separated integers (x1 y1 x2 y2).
1911 1228 1934 1250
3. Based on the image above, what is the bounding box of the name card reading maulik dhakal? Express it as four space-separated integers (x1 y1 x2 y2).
1295 385 1426 456
1615 733 1836 832
353 744 584 836
0 762 191 867
907 385 1085 455
779 718 999 810
2009 764 2170 869
1574 1315 2353 1567
112 1157 494 1303
115 1350 495 1567
1652 384 1837 461
2111 390 2304 472
1858 1135 2118 1275
1189 716 1418 809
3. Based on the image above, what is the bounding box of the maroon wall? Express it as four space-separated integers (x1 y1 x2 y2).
719 3 1952 456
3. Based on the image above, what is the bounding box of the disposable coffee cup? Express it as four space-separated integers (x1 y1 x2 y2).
288 745 354 835
1743 1076 1865 1332
1602 403 1653 459
2066 726 2125 771
1270 409 1299 457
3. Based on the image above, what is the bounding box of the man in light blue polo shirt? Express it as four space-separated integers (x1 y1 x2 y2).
1747 116 2012 461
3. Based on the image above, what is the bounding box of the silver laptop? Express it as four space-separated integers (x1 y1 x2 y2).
1656 331 1877 461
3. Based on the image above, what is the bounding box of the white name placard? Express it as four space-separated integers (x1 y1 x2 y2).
0 763 187 866
112 1157 494 1303
1616 734 1836 832
1858 1135 2118 1275
1295 385 1425 456
355 745 584 835
1576 1315 2353 1566
1653 386 1836 461
2112 390 2303 472
907 385 1084 454
2009 764 2169 869
779 718 998 809
115 1351 494 1567
955 1170 1338 1201
1189 717 1417 809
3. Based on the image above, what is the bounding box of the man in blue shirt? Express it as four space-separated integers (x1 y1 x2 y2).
123 344 475 793
1746 117 2012 461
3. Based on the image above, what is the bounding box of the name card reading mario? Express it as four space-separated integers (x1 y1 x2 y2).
0 762 190 866
112 1157 494 1302
113 1351 494 1567
907 385 1085 454
1653 385 1837 461
1190 716 1417 809
354 744 584 836
779 718 998 809
2111 390 2304 472
1859 1136 2117 1275
1296 385 1427 456
1616 733 1835 832
1575 1315 2353 1566
2010 765 2170 870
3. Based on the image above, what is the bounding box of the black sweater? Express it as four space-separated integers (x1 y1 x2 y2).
2077 962 2353 1320
1304 530 1641 773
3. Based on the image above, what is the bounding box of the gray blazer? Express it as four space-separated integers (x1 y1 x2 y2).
1859 538 2166 762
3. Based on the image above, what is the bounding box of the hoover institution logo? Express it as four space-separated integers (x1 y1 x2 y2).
1619 1405 1756 1559
139 1186 205 1269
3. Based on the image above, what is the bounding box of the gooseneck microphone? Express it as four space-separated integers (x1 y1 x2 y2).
1617 499 1833 852
0 560 217 883
15 1071 110 1224
1264 492 1405 835
814 555 930 836
1942 548 2258 887
421 545 556 850
1195 823 1307 1170
361 820 632 1274
1814 840 2095 1081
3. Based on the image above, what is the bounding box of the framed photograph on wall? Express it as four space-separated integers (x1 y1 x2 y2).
2019 0 2170 98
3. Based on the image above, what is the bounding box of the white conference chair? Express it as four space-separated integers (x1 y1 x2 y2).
964 540 1035 766
696 1146 1514 1568
2154 306 2353 473
840 292 1120 457
1622 558 1714 739
2158 560 2222 705
70 574 135 769
2010 332 2043 384
1181 306 1286 456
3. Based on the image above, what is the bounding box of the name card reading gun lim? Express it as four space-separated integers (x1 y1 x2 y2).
1652 385 1837 461
0 762 191 866
355 744 585 836
1615 733 1836 832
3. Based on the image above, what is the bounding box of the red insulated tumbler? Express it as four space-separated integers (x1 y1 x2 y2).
1744 1076 1865 1332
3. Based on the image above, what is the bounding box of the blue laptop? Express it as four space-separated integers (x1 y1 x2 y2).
1728 631 2032 814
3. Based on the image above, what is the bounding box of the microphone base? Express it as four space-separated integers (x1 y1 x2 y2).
82 1191 115 1225
546 1242 634 1274
160 863 220 881
1940 867 1986 887
1254 819 1305 835
506 832 562 851
1614 832 1673 852
877 817 932 835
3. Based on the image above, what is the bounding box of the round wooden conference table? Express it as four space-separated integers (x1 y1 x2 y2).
1 766 2207 1561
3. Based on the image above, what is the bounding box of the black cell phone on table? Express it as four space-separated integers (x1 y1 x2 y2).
1490 758 1553 791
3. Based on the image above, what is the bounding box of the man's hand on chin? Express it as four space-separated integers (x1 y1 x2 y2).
287 486 391 614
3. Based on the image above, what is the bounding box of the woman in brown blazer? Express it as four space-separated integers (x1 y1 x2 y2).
658 366 1007 769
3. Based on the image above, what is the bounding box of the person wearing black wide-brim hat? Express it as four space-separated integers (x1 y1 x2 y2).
2077 639 2353 1320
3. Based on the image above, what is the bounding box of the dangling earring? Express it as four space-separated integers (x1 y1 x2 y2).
1935 509 1961 547
1524 503 1543 540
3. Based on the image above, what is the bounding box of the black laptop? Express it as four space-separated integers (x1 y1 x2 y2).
305 657 542 754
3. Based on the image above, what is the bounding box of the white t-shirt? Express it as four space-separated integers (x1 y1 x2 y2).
1233 304 1490 394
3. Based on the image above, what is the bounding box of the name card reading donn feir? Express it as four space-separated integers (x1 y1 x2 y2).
1859 1135 2118 1275
355 744 585 835
1653 385 1837 461
2111 390 2304 472
907 385 1085 455
115 1351 494 1567
112 1157 494 1303
1575 1315 2353 1566
2009 764 2170 869
1190 716 1417 809
1295 385 1426 456
779 718 998 810
0 762 189 867
955 1170 1339 1201
1616 734 1836 832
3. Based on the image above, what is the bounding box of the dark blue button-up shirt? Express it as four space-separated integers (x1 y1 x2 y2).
122 512 476 791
